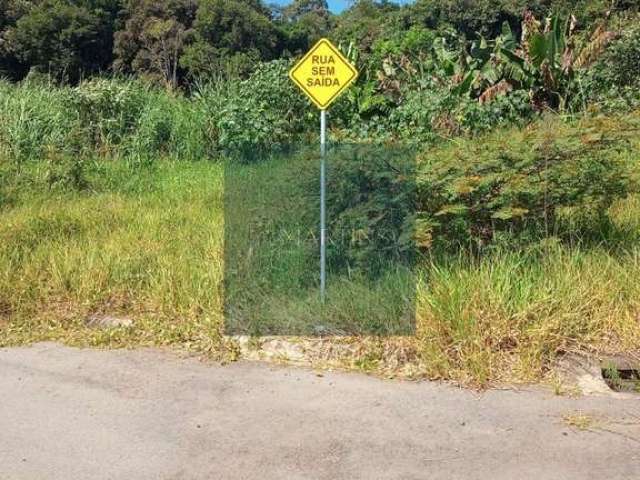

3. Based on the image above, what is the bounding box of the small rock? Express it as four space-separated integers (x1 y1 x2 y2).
555 353 613 396
86 314 133 329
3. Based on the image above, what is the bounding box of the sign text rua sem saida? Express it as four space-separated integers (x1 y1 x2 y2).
289 38 358 110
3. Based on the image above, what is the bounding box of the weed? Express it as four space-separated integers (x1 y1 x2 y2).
563 412 599 431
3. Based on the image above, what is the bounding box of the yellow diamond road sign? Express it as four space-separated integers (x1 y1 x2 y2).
289 38 358 110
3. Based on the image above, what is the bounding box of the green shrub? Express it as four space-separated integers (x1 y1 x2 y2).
413 114 638 251
388 85 533 144
0 77 212 163
165 99 211 161
126 91 211 163
199 60 315 161
576 20 640 112
72 78 148 151
326 145 417 275
602 23 640 88
324 114 637 270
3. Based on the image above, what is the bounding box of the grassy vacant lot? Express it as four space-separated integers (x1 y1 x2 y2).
1 115 639 385
0 160 226 352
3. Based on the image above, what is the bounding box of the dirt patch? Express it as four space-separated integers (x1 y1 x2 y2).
232 335 422 378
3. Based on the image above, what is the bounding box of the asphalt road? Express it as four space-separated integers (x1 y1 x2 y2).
1 343 639 480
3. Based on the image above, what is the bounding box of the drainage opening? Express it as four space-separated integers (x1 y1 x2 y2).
602 361 640 393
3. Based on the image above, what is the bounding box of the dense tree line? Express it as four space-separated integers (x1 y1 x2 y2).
0 0 637 86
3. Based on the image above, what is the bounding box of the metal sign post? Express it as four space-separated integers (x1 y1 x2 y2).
288 38 358 302
320 109 327 302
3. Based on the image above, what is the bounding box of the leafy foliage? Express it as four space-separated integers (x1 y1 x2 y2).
199 59 314 159
275 0 332 53
180 0 282 80
412 114 637 250
0 5 638 163
72 78 148 149
406 0 525 39
323 113 638 270
2 0 117 83
0 79 78 160
113 0 196 88
326 145 417 275
576 17 640 111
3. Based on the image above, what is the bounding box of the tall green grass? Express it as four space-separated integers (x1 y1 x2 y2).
417 245 640 383
0 64 312 164
0 160 226 350
1 84 639 383
0 78 213 162
1 154 639 383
